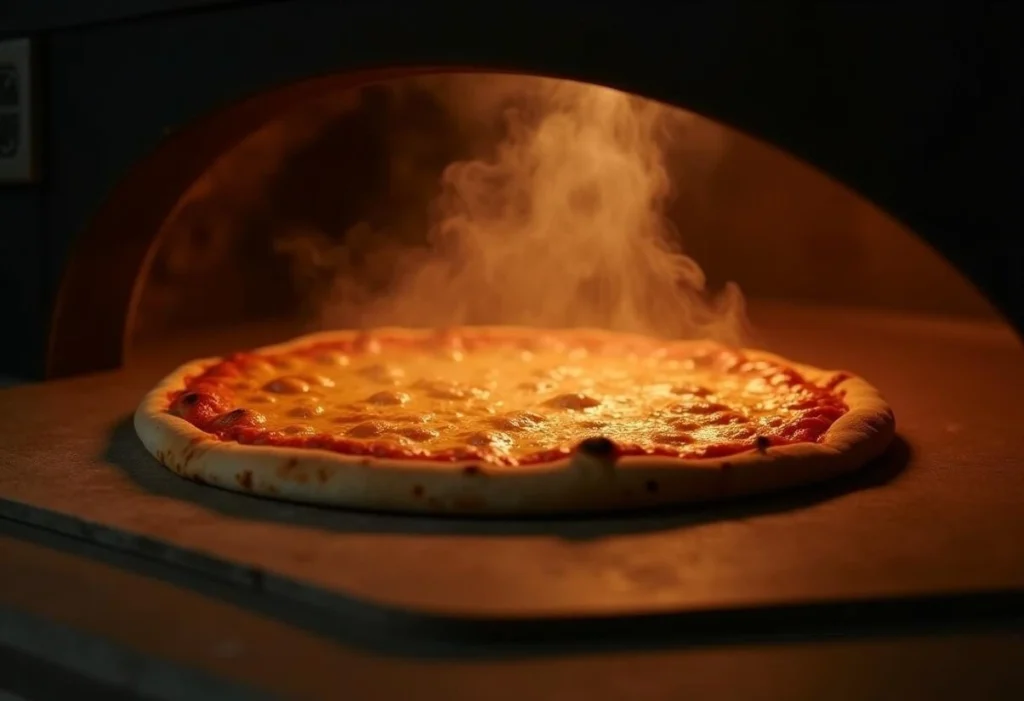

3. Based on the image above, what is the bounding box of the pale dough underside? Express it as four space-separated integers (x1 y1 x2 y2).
134 328 896 515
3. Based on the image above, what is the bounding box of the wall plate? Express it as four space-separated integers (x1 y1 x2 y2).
0 38 35 183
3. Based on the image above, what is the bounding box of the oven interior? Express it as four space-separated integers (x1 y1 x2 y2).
0 70 1019 621
123 72 1001 368
0 0 1021 693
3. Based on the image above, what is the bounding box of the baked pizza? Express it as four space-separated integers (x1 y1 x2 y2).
134 327 895 514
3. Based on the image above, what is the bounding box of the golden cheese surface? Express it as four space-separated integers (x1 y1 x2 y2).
191 333 833 463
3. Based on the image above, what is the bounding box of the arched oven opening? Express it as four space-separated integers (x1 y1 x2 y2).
47 71 1011 380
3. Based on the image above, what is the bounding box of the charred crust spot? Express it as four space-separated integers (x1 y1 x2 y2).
317 468 329 483
412 484 425 498
577 436 617 458
755 435 771 453
192 474 207 485
236 470 254 490
645 480 660 494
462 465 483 476
282 458 299 472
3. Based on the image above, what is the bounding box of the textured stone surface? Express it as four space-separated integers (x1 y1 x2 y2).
1 305 1022 618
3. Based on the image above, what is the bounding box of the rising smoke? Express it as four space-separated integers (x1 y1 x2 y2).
277 74 747 344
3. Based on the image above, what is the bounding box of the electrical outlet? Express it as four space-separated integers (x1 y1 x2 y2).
0 38 34 183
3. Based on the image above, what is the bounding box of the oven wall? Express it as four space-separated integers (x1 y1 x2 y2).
1 1 346 379
0 189 43 382
131 77 998 349
0 1 1018 379
0 0 255 384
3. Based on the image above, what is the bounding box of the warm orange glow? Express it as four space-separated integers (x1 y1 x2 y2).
173 329 847 466
277 75 747 343
133 71 999 357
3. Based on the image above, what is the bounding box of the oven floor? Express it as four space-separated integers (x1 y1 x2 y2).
1 303 1023 621
3 517 1021 701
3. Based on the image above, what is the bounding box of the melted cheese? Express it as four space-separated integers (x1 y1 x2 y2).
201 334 825 463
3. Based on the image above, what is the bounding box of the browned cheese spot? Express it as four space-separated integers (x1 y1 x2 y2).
490 411 546 431
358 364 403 384
416 379 488 401
315 351 350 366
353 333 382 354
465 430 514 450
707 412 746 426
671 400 731 415
331 411 372 425
264 376 312 394
517 380 555 392
669 418 701 431
212 408 268 429
288 405 325 418
399 426 440 442
245 393 276 404
241 359 276 376
269 356 301 371
391 413 433 424
302 374 336 388
364 391 411 406
346 420 394 438
652 433 693 446
671 384 712 397
545 393 602 410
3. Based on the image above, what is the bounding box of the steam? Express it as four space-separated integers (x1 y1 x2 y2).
278 75 746 343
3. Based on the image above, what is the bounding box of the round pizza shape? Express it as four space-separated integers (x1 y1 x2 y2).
134 327 895 515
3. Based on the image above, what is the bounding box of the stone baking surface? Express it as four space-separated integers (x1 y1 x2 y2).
1 305 1023 618
3 521 1021 701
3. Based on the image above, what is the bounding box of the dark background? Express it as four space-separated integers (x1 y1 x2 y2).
0 0 1019 380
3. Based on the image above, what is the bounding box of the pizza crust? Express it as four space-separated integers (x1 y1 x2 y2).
134 328 895 515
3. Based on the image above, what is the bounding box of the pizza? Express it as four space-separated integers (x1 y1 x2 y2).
134 327 895 515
